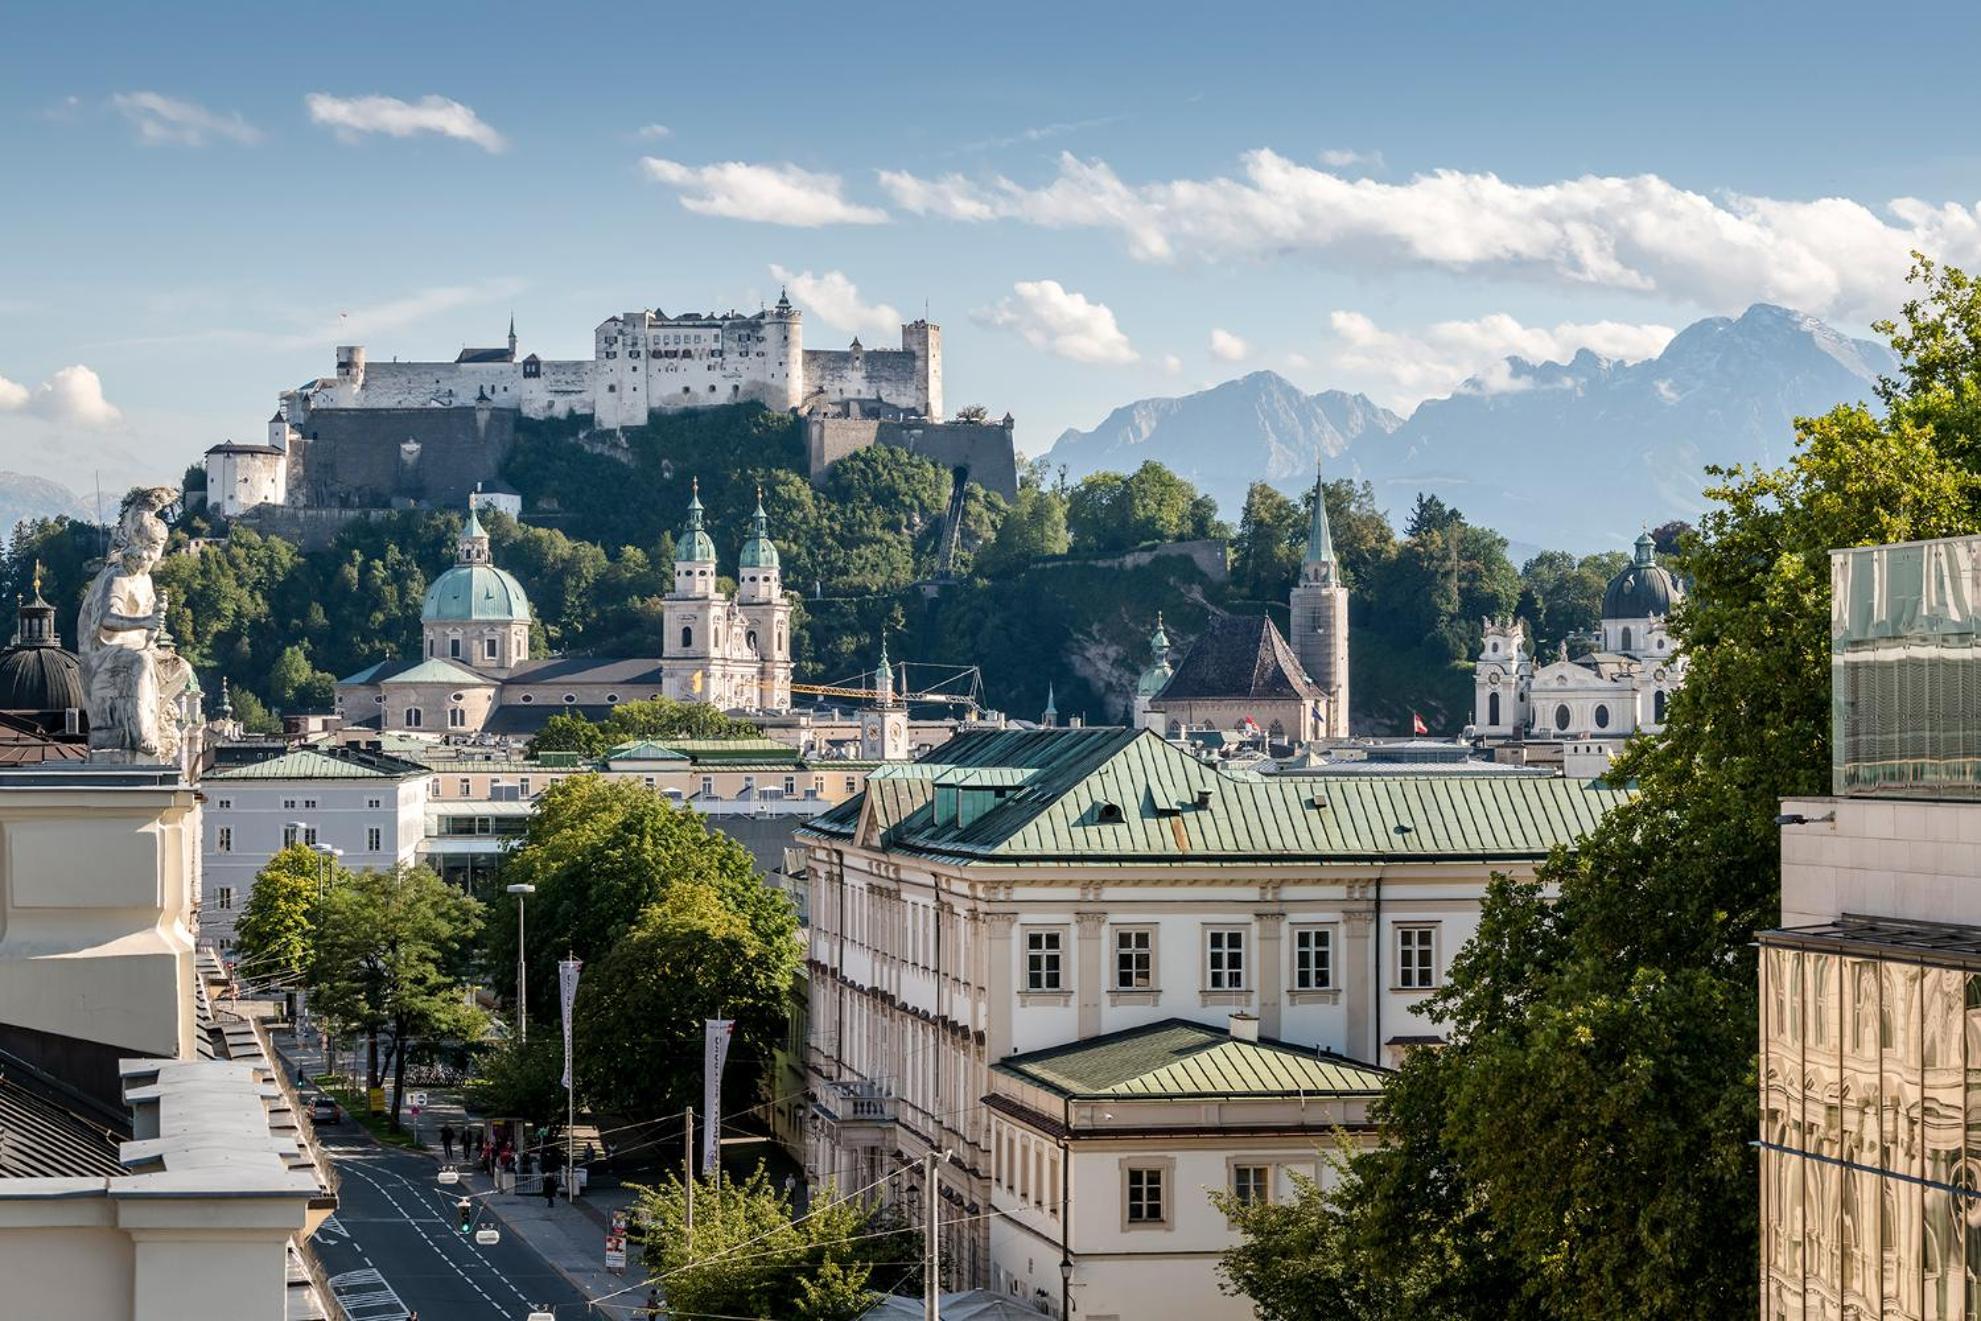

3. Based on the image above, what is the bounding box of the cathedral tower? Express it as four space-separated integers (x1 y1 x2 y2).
735 487 792 711
1288 469 1350 740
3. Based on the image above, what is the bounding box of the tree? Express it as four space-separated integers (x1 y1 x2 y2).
574 882 799 1118
233 844 332 1013
1066 462 1223 553
954 403 990 424
633 1168 918 1321
1241 263 1981 1320
1517 549 1628 657
464 1032 567 1125
489 777 794 1028
977 481 1069 576
308 866 484 1131
1230 482 1304 602
525 697 758 758
1404 492 1462 538
229 686 282 734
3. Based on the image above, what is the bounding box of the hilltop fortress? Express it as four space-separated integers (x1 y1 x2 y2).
209 293 1016 527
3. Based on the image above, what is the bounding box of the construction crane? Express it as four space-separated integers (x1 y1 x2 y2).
790 662 985 714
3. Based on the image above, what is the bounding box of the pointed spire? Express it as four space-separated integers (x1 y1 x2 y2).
1304 466 1337 566
458 501 490 564
1043 682 1058 726
875 638 896 707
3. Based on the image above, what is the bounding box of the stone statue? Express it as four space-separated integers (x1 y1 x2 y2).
79 487 192 762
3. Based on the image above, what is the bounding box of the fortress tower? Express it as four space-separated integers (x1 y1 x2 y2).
902 319 943 421
1288 469 1350 740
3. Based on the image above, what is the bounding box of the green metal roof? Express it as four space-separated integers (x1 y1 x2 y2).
995 1019 1386 1099
209 748 427 781
378 658 498 686
806 726 1629 862
655 737 800 764
605 740 691 763
423 563 532 623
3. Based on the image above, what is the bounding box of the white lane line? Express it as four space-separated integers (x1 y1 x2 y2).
370 1158 540 1307
341 1163 506 1315
327 1267 410 1320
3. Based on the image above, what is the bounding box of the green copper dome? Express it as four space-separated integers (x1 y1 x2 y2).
1136 613 1173 698
423 564 532 622
738 489 779 571
678 479 716 564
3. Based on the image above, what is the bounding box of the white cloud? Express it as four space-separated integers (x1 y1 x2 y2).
1161 353 1184 376
769 265 901 338
642 158 886 226
877 149 1981 322
1318 147 1383 170
111 92 262 146
1209 328 1249 362
0 365 122 428
974 280 1137 365
1322 310 1678 409
636 123 671 139
305 93 507 152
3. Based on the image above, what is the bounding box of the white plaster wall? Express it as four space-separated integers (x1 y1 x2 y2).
1779 796 1981 928
0 1220 133 1319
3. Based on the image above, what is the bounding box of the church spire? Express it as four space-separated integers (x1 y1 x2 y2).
1304 467 1337 567
458 502 490 565
507 312 518 358
1043 682 1058 728
875 638 897 708
677 477 715 564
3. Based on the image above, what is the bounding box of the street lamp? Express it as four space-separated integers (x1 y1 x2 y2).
506 883 536 1043
311 843 343 905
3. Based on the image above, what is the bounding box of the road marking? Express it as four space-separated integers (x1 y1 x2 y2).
340 1162 519 1313
327 1267 410 1320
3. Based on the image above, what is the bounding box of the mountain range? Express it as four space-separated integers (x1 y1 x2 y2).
0 472 95 538
1045 304 1896 552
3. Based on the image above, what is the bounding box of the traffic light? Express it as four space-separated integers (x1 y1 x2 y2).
456 1197 472 1234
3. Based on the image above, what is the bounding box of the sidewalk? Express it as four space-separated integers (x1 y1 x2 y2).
274 1025 654 1317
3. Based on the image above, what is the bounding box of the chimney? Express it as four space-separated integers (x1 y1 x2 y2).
1194 788 1213 809
1228 1012 1259 1043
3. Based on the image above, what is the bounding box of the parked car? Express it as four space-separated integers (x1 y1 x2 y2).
310 1095 341 1124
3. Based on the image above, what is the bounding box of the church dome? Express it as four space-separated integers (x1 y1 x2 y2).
423 565 532 623
0 590 82 713
1602 531 1681 620
1136 613 1173 698
737 490 779 571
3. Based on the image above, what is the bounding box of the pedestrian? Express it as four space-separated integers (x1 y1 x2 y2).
541 1169 559 1208
582 1140 596 1166
645 1288 660 1316
440 1123 455 1160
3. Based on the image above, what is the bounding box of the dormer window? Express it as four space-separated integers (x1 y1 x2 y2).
1097 802 1125 824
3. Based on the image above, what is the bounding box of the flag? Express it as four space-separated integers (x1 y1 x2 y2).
558 958 583 1089
1411 712 1428 735
702 1019 735 1174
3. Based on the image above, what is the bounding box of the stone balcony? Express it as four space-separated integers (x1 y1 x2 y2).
811 1077 896 1146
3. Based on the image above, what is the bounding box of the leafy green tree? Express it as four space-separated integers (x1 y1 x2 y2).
1066 461 1222 552
464 1032 567 1126
525 696 759 758
1247 265 1981 1320
1404 492 1462 538
633 1168 918 1321
975 480 1068 576
267 643 337 711
307 865 484 1131
574 881 799 1118
233 844 332 1012
489 777 794 1028
1516 549 1629 657
228 686 282 734
528 712 610 758
1230 482 1304 602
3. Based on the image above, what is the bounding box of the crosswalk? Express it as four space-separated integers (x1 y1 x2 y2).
327 1267 411 1320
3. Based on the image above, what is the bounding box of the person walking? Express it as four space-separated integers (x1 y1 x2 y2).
440 1124 455 1160
541 1169 559 1209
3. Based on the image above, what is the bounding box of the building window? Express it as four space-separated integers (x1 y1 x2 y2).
783 776 796 795
215 886 234 911
484 637 498 660
303 826 318 847
1488 691 1501 726
1115 928 1154 989
700 776 713 796
282 824 300 847
367 826 383 851
1594 703 1610 730
845 776 858 795
1126 1167 1166 1224
1231 1164 1269 1207
283 799 297 810
431 778 442 796
447 706 465 728
405 707 423 728
1293 926 1333 990
1025 930 1063 991
215 826 233 853
1654 690 1668 722
1553 703 1570 731
562 694 576 704
681 626 695 649
216 798 232 810
449 637 462 658
520 778 532 796
1397 926 1437 989
1206 928 1247 990
368 798 382 809
1620 626 1633 652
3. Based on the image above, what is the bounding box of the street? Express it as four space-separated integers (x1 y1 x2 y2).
314 1126 593 1320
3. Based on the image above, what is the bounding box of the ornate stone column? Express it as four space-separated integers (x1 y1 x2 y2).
1342 908 1377 1063
1075 911 1107 1038
1255 912 1286 1039
985 912 1018 1061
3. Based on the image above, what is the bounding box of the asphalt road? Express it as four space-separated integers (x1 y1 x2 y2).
315 1126 591 1320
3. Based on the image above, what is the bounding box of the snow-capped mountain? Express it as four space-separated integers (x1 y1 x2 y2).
1047 305 1896 551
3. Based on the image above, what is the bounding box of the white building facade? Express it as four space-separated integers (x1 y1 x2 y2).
794 727 1627 1305
201 748 429 948
661 483 792 712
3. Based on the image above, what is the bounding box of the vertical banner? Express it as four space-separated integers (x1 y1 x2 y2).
702 1019 735 1174
605 1208 628 1270
558 958 583 1089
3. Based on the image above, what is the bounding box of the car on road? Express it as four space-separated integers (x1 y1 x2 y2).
310 1095 342 1124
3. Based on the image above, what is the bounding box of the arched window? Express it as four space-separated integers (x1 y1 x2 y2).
747 629 759 651
681 625 693 649
405 707 423 728
1554 704 1571 732
1654 690 1668 722
1620 626 1633 652
1594 704 1610 729
1488 692 1501 726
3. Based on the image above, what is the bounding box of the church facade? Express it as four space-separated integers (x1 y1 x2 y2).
336 493 792 735
1474 531 1686 744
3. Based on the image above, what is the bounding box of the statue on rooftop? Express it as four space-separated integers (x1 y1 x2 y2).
79 487 192 763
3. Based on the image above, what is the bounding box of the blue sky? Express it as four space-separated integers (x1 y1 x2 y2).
4 0 1981 502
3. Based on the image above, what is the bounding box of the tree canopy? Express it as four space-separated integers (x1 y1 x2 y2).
232 844 326 991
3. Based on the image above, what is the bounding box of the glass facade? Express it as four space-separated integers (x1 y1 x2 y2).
1760 941 1981 1318
1831 537 1981 800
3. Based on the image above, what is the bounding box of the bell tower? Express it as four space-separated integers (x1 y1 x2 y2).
1287 468 1350 739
